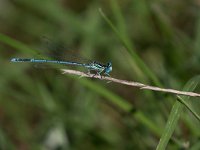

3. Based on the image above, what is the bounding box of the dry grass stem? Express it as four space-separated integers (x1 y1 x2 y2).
61 69 200 97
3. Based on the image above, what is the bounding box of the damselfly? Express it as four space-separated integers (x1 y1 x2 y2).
11 58 112 77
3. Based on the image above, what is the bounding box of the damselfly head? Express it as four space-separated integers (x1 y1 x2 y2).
11 58 17 62
105 62 112 75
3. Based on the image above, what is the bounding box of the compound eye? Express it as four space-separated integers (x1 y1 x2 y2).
107 62 111 67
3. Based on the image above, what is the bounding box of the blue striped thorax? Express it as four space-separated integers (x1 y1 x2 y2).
86 61 112 76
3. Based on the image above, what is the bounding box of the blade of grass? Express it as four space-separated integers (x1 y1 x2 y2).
99 5 170 117
67 75 162 136
109 0 129 44
0 33 36 55
177 95 200 122
156 75 200 150
0 33 68 69
99 8 162 87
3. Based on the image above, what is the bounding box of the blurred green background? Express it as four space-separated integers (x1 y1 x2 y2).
1 0 200 149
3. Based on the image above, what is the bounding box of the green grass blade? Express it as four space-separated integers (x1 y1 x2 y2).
99 8 162 87
177 95 200 122
156 75 200 150
99 5 170 117
68 75 162 136
0 33 36 55
177 75 200 122
0 33 66 69
156 101 183 150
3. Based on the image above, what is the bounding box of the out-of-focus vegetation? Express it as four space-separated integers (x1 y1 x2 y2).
0 0 200 149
